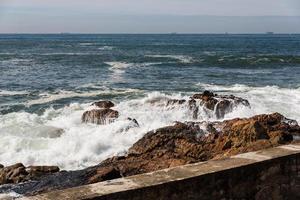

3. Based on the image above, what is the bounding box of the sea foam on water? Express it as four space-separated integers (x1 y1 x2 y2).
0 85 299 170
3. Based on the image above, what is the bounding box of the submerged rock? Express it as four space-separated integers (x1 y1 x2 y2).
2 113 299 195
82 109 119 125
92 100 115 109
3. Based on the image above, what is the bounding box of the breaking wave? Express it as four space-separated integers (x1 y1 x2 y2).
146 54 194 63
0 90 30 96
1 84 300 170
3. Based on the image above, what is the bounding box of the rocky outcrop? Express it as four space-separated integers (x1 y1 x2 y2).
1 113 299 195
91 113 299 178
82 109 119 125
92 100 115 109
0 163 59 185
95 113 299 178
156 91 250 119
191 90 250 119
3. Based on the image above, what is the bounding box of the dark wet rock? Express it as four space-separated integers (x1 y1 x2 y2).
2 113 299 196
0 164 3 169
166 99 186 107
118 118 140 132
92 100 115 109
0 164 60 185
82 109 119 125
152 91 250 119
127 118 139 127
192 90 250 119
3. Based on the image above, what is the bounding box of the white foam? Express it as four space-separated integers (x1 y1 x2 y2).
25 88 142 106
197 83 300 122
1 85 300 170
0 90 29 96
0 92 202 170
0 58 33 65
98 46 114 50
105 62 131 70
79 43 95 46
146 55 193 63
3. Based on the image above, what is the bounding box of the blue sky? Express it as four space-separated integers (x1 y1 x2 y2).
0 0 300 33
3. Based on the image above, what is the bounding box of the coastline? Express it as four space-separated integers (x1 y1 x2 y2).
1 91 300 197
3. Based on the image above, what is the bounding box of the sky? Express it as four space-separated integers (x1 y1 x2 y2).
0 0 300 33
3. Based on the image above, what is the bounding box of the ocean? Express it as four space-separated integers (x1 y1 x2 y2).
0 34 300 170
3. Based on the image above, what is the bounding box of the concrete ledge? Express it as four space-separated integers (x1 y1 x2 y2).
18 143 300 199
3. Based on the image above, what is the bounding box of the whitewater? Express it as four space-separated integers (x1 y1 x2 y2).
0 84 299 170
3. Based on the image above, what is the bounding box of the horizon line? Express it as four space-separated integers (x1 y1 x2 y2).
1 32 300 35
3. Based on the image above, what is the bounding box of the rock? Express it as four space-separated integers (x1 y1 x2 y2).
0 164 59 185
88 167 122 184
192 90 250 119
153 91 250 119
0 164 3 169
118 118 140 132
166 99 186 107
127 118 139 127
1 113 299 195
26 166 60 177
0 163 27 184
97 113 300 177
82 109 119 125
92 101 115 109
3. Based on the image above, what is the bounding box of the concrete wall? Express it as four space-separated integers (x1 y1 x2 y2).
22 143 300 200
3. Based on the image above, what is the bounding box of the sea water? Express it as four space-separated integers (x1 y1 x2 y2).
0 34 300 170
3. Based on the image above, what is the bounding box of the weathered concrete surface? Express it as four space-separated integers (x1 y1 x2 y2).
14 143 300 200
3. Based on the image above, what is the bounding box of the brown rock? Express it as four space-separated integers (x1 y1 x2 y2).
26 166 60 177
88 167 122 184
90 113 300 179
92 100 115 109
82 109 119 125
0 163 60 185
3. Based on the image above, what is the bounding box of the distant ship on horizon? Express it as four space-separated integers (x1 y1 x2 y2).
266 32 274 35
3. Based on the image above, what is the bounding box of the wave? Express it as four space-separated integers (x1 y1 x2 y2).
196 83 300 122
1 87 300 170
146 54 194 63
98 46 114 50
0 58 34 65
204 55 300 65
25 88 143 106
0 90 30 96
79 43 95 46
0 92 203 170
105 62 131 69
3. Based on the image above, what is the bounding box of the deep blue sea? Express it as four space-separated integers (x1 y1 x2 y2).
0 34 300 169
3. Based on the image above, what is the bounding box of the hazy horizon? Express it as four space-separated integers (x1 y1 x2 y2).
0 0 300 33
